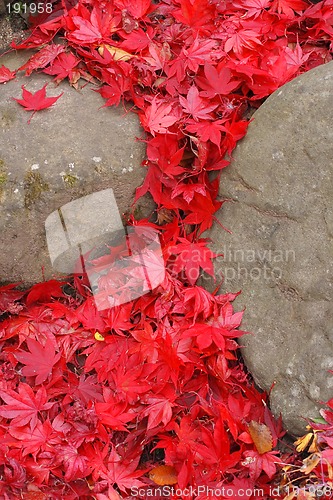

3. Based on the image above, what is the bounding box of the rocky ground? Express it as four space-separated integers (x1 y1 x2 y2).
0 8 27 54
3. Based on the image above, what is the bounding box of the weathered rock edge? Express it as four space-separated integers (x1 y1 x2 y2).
206 61 333 435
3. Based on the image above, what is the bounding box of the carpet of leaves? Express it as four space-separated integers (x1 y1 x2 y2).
1 0 333 498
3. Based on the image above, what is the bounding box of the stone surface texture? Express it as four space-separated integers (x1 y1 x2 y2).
207 62 333 435
0 51 150 285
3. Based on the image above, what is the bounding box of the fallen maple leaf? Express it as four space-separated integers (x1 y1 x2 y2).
14 338 61 385
196 63 239 97
0 384 54 430
43 52 81 84
141 96 179 135
0 65 16 84
168 237 218 285
179 86 218 121
26 279 66 305
18 44 66 76
12 84 63 123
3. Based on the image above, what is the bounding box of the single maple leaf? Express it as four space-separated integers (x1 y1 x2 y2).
67 6 120 44
243 449 280 479
186 119 228 150
0 384 54 430
26 279 66 305
183 285 215 322
196 63 240 97
13 84 63 123
142 394 175 430
74 374 104 404
173 0 216 30
43 52 81 84
114 0 154 19
141 97 179 135
171 183 207 203
0 65 16 84
95 393 136 431
183 38 218 72
168 237 218 285
9 420 60 457
239 0 272 19
183 193 223 233
224 28 262 54
270 0 308 18
104 446 145 492
120 27 156 52
146 135 185 176
57 444 90 481
14 338 61 385
18 44 66 76
179 86 217 121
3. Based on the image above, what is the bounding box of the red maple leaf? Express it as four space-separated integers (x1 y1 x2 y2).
183 38 218 72
179 86 217 120
168 237 218 285
103 446 145 492
26 280 66 305
196 63 240 97
183 285 215 322
186 119 228 150
238 0 272 19
14 338 61 385
43 52 81 84
141 97 179 135
114 0 154 19
242 449 281 479
57 444 90 481
0 384 54 430
0 65 16 84
173 0 216 30
95 385 137 431
142 395 175 430
9 420 60 457
171 182 207 203
18 44 65 76
224 28 262 54
67 5 120 44
270 0 308 18
13 84 63 123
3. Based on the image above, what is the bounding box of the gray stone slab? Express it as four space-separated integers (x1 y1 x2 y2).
206 61 333 435
0 51 151 285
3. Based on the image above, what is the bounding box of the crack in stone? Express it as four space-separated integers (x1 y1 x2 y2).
233 168 260 193
323 212 333 238
230 198 301 222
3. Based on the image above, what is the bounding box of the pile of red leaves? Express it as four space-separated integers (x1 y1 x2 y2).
1 0 333 498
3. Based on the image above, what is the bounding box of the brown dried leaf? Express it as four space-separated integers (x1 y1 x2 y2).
248 420 273 455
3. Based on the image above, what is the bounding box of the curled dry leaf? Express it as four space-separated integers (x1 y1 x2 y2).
248 420 273 455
